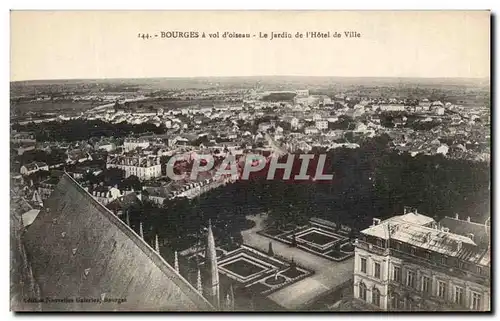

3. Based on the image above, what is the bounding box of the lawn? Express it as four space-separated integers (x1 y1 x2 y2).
281 268 305 279
298 231 338 245
325 251 351 260
263 228 283 237
264 275 286 285
223 259 265 277
246 282 270 294
340 242 354 252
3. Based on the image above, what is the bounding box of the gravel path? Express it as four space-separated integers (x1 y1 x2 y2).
241 213 354 310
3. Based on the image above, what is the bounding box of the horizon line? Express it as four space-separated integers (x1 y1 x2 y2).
10 75 491 83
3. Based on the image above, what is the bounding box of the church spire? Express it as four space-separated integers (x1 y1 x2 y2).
205 219 219 307
174 251 179 272
197 268 203 294
139 222 144 239
225 284 235 311
154 234 160 253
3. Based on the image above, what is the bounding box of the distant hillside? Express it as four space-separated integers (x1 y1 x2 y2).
11 76 490 93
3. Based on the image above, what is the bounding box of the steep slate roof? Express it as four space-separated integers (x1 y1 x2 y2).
361 213 490 266
439 216 491 248
106 192 142 213
23 173 214 311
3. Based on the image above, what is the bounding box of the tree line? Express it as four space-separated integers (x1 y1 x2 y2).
124 135 490 252
12 119 167 142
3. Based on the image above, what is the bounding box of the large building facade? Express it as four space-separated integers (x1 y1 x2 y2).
353 210 490 311
123 138 150 152
106 155 162 180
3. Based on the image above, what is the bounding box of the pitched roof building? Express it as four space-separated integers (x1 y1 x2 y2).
353 210 490 311
22 173 214 311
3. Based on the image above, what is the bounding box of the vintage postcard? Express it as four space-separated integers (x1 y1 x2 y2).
10 11 491 312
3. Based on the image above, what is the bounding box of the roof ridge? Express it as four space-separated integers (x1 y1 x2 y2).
443 216 490 227
381 217 476 245
61 173 214 310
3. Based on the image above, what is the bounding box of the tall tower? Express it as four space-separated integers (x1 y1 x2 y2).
205 219 219 308
224 284 235 311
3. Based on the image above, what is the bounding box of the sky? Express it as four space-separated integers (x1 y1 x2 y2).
10 11 490 81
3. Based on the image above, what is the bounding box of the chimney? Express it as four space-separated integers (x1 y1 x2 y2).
467 216 471 222
372 218 381 226
467 233 474 242
455 213 459 220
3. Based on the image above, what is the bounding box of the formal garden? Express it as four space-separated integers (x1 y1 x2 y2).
258 217 355 261
184 244 313 296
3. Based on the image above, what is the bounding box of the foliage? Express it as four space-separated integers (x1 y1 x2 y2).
119 175 142 191
123 135 490 252
12 119 167 142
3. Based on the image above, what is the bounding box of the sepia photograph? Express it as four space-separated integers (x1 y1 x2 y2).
9 10 491 312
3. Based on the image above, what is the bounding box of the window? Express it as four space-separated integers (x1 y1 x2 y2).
406 270 416 288
405 297 413 311
360 257 367 273
372 287 381 307
359 282 367 301
421 275 431 294
441 256 447 265
410 246 416 255
437 281 447 299
476 266 483 275
377 239 384 248
454 286 464 306
392 266 402 282
471 292 482 310
374 262 381 279
391 293 401 310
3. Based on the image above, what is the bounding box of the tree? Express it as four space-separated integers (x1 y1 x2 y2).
268 242 274 256
104 167 125 186
120 175 142 191
291 232 297 247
